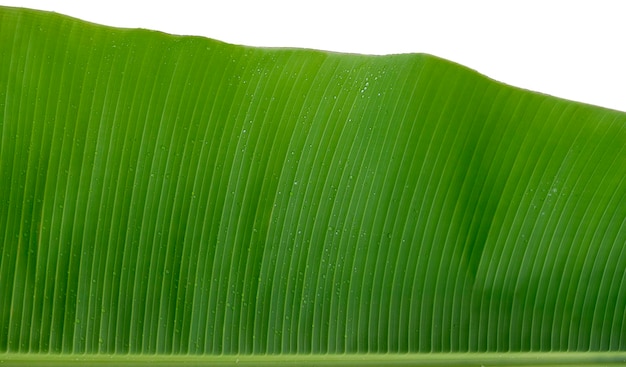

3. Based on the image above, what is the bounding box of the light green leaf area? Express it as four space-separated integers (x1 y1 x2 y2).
1 6 626 366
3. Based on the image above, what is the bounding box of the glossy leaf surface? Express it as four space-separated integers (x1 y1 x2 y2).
1 6 625 365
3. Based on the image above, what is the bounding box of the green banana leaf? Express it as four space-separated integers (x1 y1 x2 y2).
1 6 626 366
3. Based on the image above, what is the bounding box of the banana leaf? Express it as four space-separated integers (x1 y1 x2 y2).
1 6 625 366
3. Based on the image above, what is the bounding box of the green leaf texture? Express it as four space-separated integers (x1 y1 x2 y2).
1 6 626 364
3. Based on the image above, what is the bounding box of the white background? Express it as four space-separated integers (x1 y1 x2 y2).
2 0 625 112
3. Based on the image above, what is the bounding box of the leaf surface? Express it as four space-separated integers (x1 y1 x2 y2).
1 6 626 365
